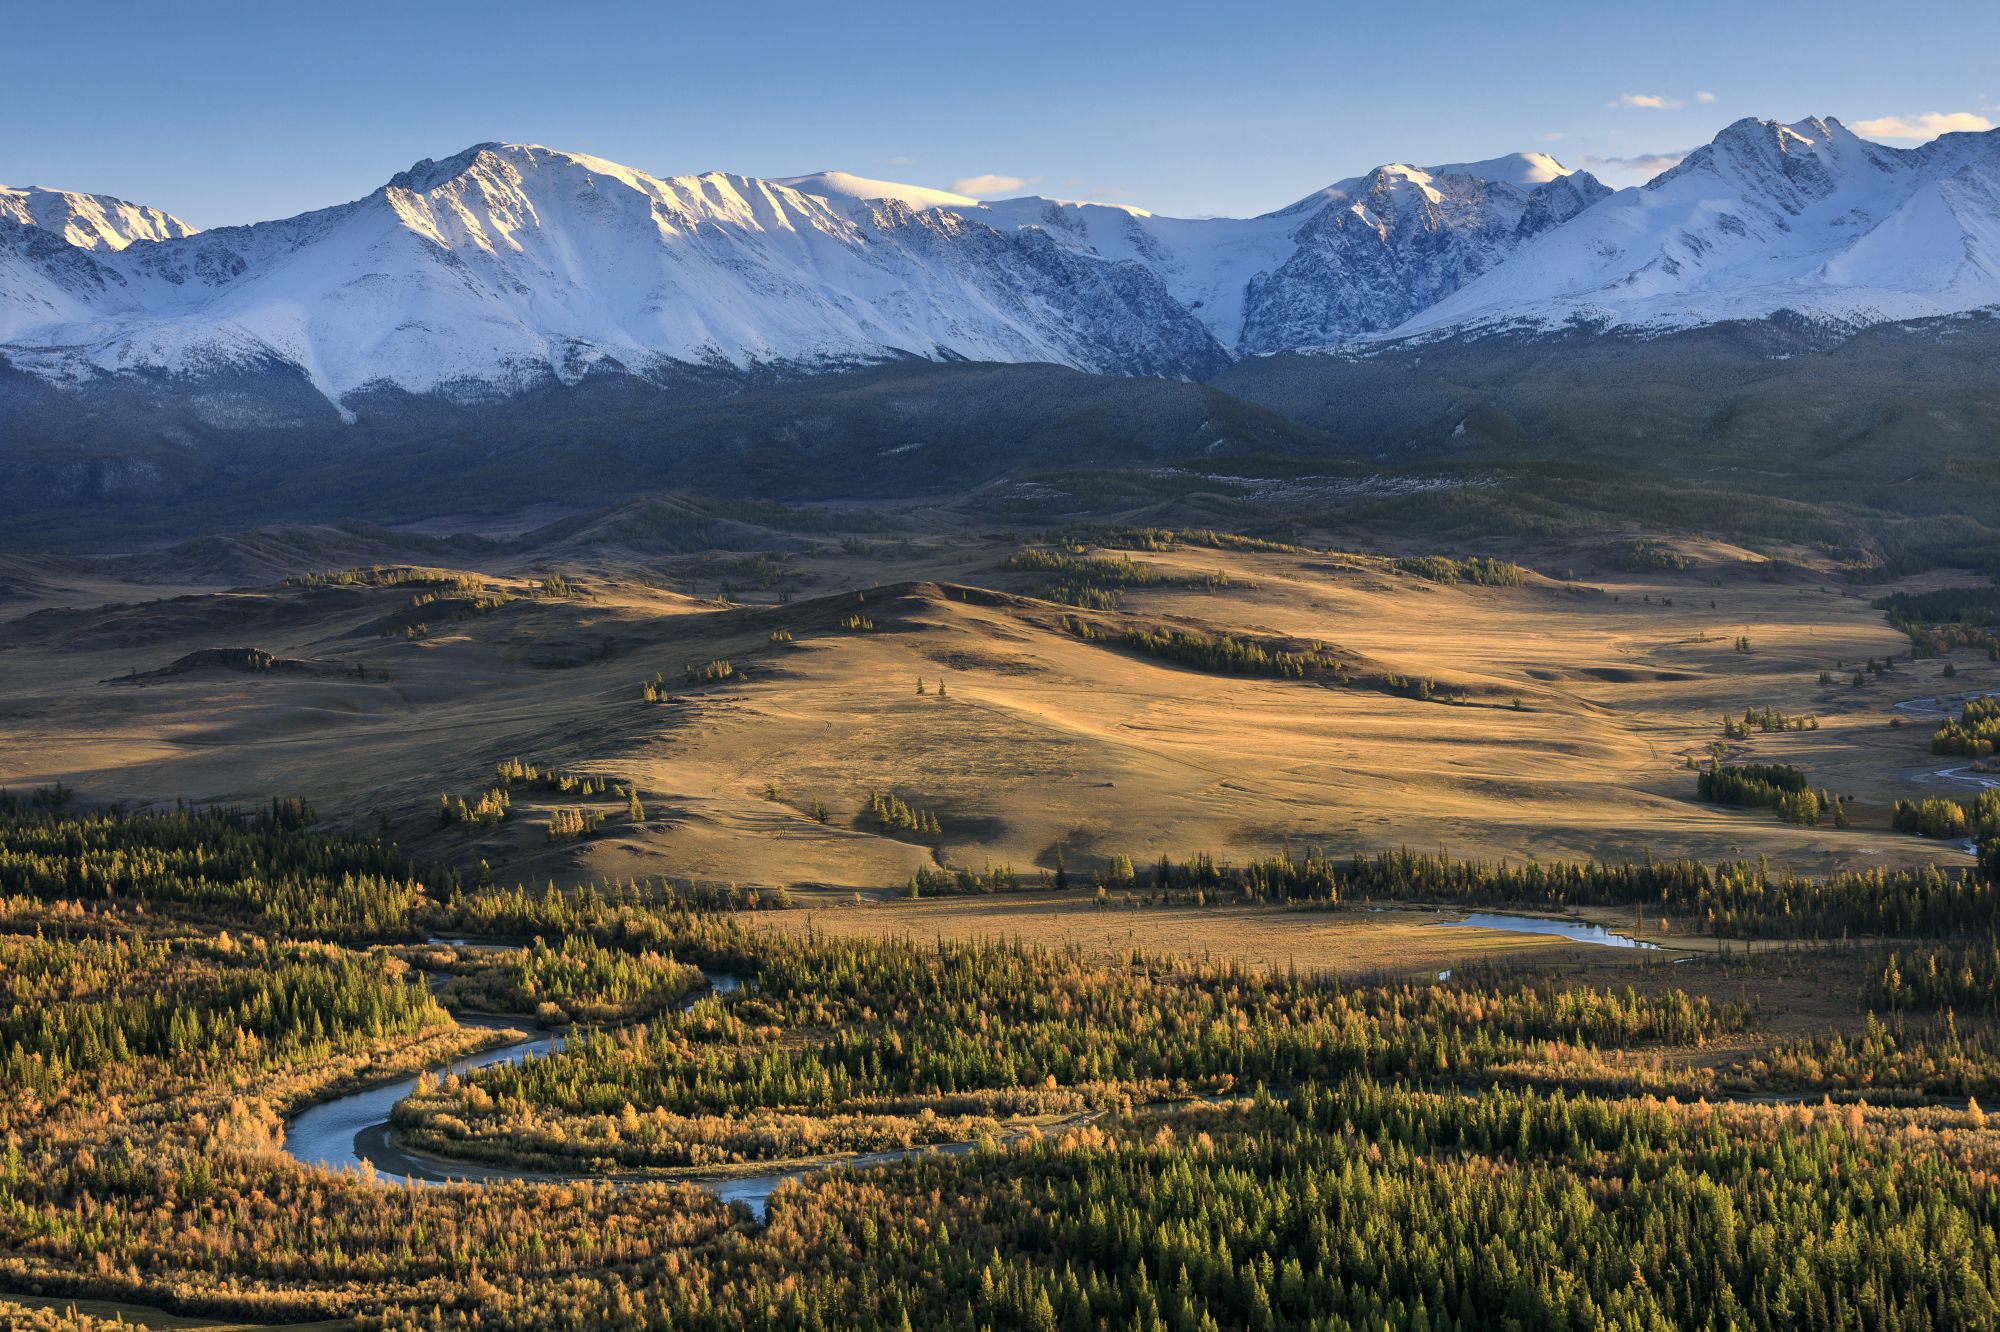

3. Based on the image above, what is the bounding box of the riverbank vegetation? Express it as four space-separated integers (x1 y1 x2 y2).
1892 789 2000 843
414 934 706 1025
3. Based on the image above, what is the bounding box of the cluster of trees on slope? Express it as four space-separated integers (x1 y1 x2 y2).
1062 614 1344 680
1696 763 1846 827
1393 555 1527 587
1893 789 2000 842
1722 705 1818 737
419 934 706 1025
284 565 486 592
2 934 446 1089
1005 546 1228 608
1076 525 1311 555
863 789 942 838
437 759 642 840
1061 614 1451 701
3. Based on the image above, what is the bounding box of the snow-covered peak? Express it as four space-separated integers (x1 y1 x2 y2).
1423 151 1574 188
985 194 1154 219
1515 170 1611 237
384 142 716 215
1654 114 1880 200
1373 164 1448 197
1274 151 1574 217
385 143 508 194
0 184 197 251
773 170 981 212
1275 166 1422 217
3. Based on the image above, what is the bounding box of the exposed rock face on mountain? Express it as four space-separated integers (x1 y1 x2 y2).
792 151 1605 355
1235 163 1608 352
1513 170 1615 240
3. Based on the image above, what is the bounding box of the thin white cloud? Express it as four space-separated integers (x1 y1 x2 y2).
888 154 917 167
1583 151 1689 172
1612 93 1684 110
1579 151 1690 186
949 173 1035 197
1852 111 1994 142
1592 150 1688 169
1695 91 1717 104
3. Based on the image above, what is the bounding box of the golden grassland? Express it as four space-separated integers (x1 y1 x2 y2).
757 891 1686 975
0 531 1987 896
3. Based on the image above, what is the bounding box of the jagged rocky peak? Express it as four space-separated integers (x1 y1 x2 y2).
385 143 511 194
1654 116 1875 211
1228 151 1597 352
1517 171 1611 238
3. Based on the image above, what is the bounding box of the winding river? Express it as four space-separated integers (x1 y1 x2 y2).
1892 689 2000 718
289 912 1664 1213
284 962 966 1220
1886 688 1999 802
1937 765 2000 792
1433 911 1661 950
290 907 1675 1204
289 820 1970 1218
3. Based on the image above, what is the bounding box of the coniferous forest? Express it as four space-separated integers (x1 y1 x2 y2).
5 801 2000 1329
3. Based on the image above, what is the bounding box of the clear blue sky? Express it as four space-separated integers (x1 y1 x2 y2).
8 0 1998 227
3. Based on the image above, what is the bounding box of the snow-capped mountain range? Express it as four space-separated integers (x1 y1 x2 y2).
1402 116 2000 336
4 115 1999 415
